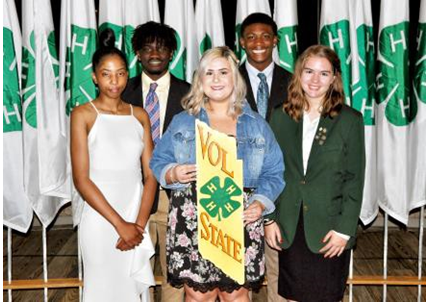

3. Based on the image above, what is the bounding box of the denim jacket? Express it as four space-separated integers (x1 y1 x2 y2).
150 102 285 215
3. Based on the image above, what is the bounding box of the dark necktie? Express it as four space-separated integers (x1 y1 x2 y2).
257 73 269 119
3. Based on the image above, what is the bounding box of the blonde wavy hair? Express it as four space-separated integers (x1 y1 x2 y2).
284 45 344 121
181 46 247 118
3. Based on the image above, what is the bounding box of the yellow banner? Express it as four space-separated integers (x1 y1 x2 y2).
196 120 245 285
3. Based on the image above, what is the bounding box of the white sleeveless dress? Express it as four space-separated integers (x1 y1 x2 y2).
78 102 155 302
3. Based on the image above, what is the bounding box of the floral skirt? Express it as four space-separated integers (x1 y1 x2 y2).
166 182 265 293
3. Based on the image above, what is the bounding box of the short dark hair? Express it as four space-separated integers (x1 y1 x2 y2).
240 13 278 37
131 21 177 54
92 28 128 71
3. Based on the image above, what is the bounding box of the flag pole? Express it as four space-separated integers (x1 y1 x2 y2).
8 227 12 302
43 226 48 302
382 212 388 302
417 206 425 302
349 249 354 302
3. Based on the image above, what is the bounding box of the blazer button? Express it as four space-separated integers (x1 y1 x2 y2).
303 205 309 212
300 180 306 185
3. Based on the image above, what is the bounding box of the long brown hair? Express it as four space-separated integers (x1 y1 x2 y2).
284 45 344 121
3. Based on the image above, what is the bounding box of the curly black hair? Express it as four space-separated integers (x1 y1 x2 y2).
131 21 177 54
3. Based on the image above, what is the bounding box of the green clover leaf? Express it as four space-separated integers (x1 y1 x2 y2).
377 21 417 126
65 25 97 115
200 176 242 222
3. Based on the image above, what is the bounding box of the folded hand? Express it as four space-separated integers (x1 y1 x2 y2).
115 221 145 251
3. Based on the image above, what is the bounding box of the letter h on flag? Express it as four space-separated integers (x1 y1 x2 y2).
145 83 160 145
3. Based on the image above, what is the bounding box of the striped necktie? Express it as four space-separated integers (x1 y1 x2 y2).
257 73 269 119
145 83 160 145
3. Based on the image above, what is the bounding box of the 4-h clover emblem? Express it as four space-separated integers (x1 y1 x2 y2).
377 21 417 126
65 25 97 115
200 176 242 222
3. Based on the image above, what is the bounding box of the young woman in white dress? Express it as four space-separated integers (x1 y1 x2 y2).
71 29 157 302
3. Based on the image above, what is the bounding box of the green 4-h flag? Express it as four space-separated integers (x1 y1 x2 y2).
21 0 71 228
59 0 97 117
99 0 160 78
376 0 425 224
320 0 352 106
165 0 199 83
235 0 271 63
274 0 299 73
349 0 378 225
195 0 225 56
3 0 33 233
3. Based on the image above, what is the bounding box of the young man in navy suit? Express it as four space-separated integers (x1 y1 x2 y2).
239 13 291 302
122 21 189 302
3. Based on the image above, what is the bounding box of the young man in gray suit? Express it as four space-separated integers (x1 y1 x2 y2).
239 13 291 302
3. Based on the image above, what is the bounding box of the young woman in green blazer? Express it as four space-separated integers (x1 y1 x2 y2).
265 45 365 302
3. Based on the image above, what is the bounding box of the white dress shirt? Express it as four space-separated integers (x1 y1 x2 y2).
142 72 171 137
245 61 274 105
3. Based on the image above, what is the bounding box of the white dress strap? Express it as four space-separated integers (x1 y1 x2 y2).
89 101 100 114
129 104 134 116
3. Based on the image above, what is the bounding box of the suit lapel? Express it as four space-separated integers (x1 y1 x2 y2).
267 65 288 120
164 76 183 133
296 119 304 176
239 65 257 112
123 76 143 107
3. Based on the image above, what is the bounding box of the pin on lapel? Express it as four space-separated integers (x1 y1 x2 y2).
315 127 327 145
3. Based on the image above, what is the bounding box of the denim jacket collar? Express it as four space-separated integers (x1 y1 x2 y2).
197 100 255 122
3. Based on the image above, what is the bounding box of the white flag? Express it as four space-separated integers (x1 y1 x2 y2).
99 0 160 78
274 0 299 73
3 0 33 233
195 0 225 56
319 0 352 105
235 0 271 62
21 0 71 227
349 0 378 225
164 0 198 82
59 0 97 118
376 0 424 224
408 0 426 217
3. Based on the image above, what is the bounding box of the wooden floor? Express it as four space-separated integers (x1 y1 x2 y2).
3 225 426 302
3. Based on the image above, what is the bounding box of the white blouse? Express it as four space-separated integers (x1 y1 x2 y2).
302 112 320 175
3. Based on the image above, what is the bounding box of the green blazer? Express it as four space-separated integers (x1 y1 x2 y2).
268 105 365 253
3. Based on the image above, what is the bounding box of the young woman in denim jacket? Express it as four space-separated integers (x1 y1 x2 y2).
150 46 285 302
